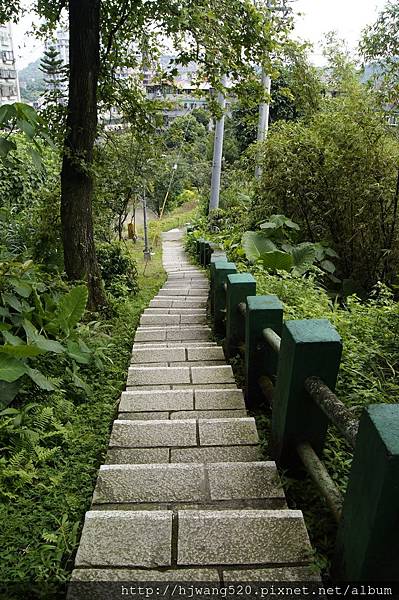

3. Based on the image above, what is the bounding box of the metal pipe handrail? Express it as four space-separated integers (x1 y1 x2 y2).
296 441 343 523
262 328 281 353
305 376 359 449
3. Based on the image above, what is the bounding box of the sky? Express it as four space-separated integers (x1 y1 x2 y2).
11 0 388 71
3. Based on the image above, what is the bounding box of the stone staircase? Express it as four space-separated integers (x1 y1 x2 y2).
70 229 318 586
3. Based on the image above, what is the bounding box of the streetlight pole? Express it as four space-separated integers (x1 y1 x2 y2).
208 74 227 212
255 69 272 179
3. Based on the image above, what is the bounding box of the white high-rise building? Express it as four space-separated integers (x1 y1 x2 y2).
0 23 20 105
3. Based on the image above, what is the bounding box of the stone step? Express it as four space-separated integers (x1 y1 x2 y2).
157 289 208 297
132 341 217 348
177 509 312 566
70 565 320 584
91 462 286 507
150 299 207 308
118 409 247 420
127 365 235 386
126 383 238 391
144 308 206 314
119 388 245 412
109 417 259 449
130 346 225 365
140 314 207 326
135 327 211 342
74 508 311 568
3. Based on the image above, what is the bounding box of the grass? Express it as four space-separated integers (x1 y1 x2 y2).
0 240 165 600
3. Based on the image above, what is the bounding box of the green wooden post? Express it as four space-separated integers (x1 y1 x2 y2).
213 262 237 335
210 253 227 315
225 273 256 358
272 319 342 466
334 404 399 581
245 295 283 408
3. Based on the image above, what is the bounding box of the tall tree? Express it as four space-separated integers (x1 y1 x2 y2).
39 45 67 96
60 0 105 308
2 0 288 309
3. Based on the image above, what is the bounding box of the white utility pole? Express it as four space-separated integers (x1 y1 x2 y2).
208 74 227 212
255 69 271 179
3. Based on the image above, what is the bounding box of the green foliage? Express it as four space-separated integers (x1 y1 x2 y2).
96 241 139 298
360 1 399 103
0 103 50 167
250 63 399 290
0 257 92 407
0 242 165 592
241 215 338 278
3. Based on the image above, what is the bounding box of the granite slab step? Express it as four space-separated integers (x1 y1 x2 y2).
119 388 245 413
177 509 312 566
109 417 258 449
74 510 172 567
91 462 285 506
127 365 235 386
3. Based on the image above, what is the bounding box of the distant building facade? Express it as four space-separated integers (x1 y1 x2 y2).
0 23 20 105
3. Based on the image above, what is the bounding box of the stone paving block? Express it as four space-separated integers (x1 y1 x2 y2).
109 419 197 448
158 288 191 296
170 446 261 463
224 566 320 581
172 300 207 308
191 365 235 384
75 510 172 567
187 347 225 362
140 314 181 326
180 314 207 324
149 300 172 308
135 329 166 342
133 363 169 368
118 412 169 420
93 464 207 504
131 347 186 364
126 385 171 391
177 509 311 566
170 410 247 420
71 568 220 582
166 328 211 341
199 418 259 446
195 389 246 410
171 361 226 367
172 383 237 389
207 462 284 501
127 367 190 386
119 389 193 412
105 448 169 464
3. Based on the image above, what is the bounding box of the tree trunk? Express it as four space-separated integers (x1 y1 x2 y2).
61 0 106 309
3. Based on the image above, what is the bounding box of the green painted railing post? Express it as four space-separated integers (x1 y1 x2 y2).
209 253 227 314
212 262 237 335
245 295 283 408
272 319 342 466
225 273 256 358
334 404 399 581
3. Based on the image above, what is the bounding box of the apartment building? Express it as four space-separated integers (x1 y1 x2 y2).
0 23 20 105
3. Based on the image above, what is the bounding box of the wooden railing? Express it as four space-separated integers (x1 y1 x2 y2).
193 236 399 582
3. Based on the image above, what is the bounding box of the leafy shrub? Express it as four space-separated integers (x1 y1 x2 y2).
0 255 92 407
250 78 399 291
96 241 139 298
242 214 338 279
